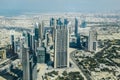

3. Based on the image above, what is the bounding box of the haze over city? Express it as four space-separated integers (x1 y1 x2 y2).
0 0 120 16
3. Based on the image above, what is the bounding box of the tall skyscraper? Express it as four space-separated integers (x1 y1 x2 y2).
88 30 97 52
38 22 43 40
34 23 39 41
54 22 69 68
11 35 15 52
22 45 30 80
75 18 78 36
52 18 56 42
22 44 37 80
22 30 37 80
28 32 35 51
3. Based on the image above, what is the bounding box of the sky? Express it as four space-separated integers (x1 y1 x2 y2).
0 0 120 16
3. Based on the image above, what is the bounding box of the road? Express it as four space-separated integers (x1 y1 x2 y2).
70 50 93 80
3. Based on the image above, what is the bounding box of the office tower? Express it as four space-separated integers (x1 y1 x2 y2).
22 44 30 80
80 20 86 28
22 30 37 80
88 30 97 52
11 35 14 52
57 18 63 26
22 31 29 47
22 44 37 80
28 32 35 51
38 22 43 40
54 23 69 68
34 23 39 41
34 22 43 47
36 47 46 63
75 18 78 36
52 18 56 42
50 18 54 27
64 18 69 26
44 32 49 48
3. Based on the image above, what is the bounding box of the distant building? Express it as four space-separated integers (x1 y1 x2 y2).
80 20 87 28
54 22 69 68
38 22 44 40
0 48 6 59
36 47 46 63
75 18 78 36
34 23 40 41
22 31 29 47
50 18 55 27
44 32 49 48
88 30 98 52
28 32 35 51
10 35 14 53
64 18 69 26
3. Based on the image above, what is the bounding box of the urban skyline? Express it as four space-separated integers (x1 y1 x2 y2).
0 0 120 80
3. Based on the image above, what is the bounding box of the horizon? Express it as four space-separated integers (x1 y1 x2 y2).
0 0 120 16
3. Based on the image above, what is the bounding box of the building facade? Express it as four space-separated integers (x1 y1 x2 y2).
54 24 69 68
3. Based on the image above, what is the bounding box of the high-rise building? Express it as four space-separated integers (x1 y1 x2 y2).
38 22 43 40
75 18 78 36
64 18 69 26
11 35 15 52
28 32 35 51
34 23 39 41
22 30 37 80
50 18 54 27
22 44 30 80
88 30 97 52
54 22 69 68
22 44 37 80
52 18 56 42
36 47 46 63
22 31 29 47
80 20 87 28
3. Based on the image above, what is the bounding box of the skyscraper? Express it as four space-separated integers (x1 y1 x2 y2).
54 22 69 68
34 23 39 41
50 18 54 27
11 35 14 53
22 44 30 80
22 30 37 80
38 22 43 40
36 47 46 63
88 30 97 52
80 20 87 28
75 18 78 37
22 44 37 80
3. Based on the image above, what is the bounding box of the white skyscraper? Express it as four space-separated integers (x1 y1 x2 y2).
54 24 69 68
88 30 97 52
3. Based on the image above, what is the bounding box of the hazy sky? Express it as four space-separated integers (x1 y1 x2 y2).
0 0 120 15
